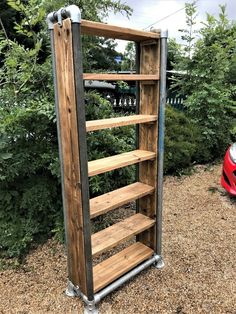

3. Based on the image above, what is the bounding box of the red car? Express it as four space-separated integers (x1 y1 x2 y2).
221 143 236 196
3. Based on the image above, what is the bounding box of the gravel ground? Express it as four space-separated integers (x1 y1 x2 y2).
0 163 235 313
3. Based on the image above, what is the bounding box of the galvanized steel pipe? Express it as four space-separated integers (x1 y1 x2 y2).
93 254 161 304
156 30 168 256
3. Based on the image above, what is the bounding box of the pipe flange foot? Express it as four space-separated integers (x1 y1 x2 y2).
84 301 98 314
65 281 79 297
154 257 165 269
65 287 77 297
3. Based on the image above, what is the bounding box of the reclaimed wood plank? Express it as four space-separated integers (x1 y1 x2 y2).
93 242 153 292
90 182 154 219
92 214 155 257
83 73 159 81
86 115 157 132
88 150 156 177
81 19 160 41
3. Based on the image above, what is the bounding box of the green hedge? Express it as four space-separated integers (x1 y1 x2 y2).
164 106 202 173
0 91 135 258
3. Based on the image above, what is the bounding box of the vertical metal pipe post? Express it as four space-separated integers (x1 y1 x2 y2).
71 22 94 301
156 30 168 256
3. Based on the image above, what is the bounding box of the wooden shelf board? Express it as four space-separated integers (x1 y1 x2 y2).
92 213 155 257
90 182 154 219
81 19 160 41
86 115 157 132
83 74 159 81
88 149 156 177
93 242 153 292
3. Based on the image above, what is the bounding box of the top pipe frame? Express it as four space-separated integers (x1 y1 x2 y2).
47 5 167 41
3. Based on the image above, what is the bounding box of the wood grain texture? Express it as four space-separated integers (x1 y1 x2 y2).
81 19 160 41
83 73 159 81
90 182 154 219
86 115 157 132
53 19 88 294
88 150 156 177
92 214 155 257
93 242 153 292
138 39 160 249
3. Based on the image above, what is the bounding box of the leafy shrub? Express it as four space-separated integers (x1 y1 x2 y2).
172 4 236 161
0 96 61 258
185 86 233 162
164 106 201 173
0 91 135 258
230 120 236 142
0 177 61 258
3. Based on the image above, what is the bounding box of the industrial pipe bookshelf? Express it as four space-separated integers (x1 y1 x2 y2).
47 5 167 313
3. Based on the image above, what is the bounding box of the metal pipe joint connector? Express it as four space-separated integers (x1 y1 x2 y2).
160 29 168 38
149 28 168 39
46 5 81 29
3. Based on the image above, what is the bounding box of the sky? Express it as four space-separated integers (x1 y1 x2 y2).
105 0 236 52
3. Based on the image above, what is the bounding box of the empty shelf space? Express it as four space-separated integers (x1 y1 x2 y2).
93 242 153 292
83 74 159 81
86 115 157 132
90 182 154 219
81 19 160 41
92 213 155 257
88 149 156 177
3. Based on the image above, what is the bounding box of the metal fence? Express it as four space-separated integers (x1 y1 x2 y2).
166 93 185 110
108 93 185 112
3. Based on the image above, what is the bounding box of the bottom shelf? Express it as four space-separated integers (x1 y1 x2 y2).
93 242 153 293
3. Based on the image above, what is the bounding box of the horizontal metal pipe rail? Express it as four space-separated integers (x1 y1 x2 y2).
78 254 161 309
94 254 161 304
